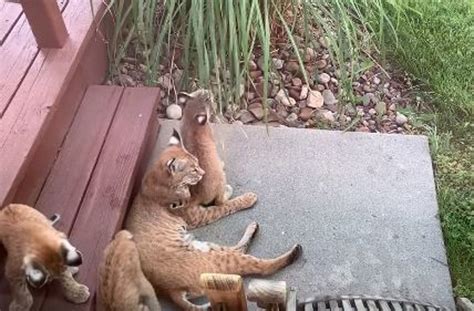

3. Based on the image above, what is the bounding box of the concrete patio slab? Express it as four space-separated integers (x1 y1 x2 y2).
150 120 454 310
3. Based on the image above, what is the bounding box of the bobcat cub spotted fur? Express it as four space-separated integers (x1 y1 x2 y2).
125 130 302 310
180 90 231 207
0 204 89 311
98 230 161 311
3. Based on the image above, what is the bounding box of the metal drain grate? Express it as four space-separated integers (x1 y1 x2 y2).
300 295 451 311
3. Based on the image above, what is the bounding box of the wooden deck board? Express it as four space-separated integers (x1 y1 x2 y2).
0 86 124 310
0 0 68 116
13 31 108 205
40 87 160 310
0 2 22 45
0 0 105 207
34 86 123 234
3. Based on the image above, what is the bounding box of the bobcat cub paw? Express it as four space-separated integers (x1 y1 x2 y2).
223 184 233 201
64 284 90 304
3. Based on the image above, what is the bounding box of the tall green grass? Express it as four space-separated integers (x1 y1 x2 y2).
105 0 408 111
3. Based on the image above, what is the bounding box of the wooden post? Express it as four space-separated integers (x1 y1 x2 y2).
21 0 68 48
247 279 288 311
201 273 248 311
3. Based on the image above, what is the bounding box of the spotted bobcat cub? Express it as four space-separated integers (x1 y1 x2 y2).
98 230 161 311
125 130 302 310
0 204 89 311
180 89 232 207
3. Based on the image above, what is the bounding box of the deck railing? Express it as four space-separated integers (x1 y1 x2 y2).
6 0 68 48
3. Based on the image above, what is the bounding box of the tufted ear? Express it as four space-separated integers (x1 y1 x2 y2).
178 91 193 102
168 128 183 147
60 240 83 267
24 257 48 288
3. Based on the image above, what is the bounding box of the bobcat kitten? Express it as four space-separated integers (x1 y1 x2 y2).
98 230 161 311
125 130 302 310
0 204 89 311
180 90 232 207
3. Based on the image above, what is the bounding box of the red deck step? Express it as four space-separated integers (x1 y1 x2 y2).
0 86 160 310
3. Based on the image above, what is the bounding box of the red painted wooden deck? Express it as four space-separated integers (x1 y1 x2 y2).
0 2 161 310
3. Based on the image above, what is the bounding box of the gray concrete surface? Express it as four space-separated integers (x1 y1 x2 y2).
151 120 455 310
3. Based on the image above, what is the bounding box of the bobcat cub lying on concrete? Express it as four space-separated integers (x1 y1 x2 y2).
125 130 302 310
0 204 89 311
98 230 161 311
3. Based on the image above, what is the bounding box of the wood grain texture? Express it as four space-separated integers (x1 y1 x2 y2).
0 2 22 44
0 0 68 115
0 86 123 310
35 86 123 233
247 279 287 309
13 30 108 205
21 0 68 48
201 273 248 311
0 0 104 207
40 87 160 311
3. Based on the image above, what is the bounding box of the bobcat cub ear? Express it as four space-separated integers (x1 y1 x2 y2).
60 240 83 267
168 128 183 147
177 91 194 106
23 256 48 288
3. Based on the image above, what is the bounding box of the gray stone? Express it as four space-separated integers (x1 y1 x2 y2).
300 85 310 100
316 59 327 69
361 93 374 106
276 89 296 107
307 90 324 108
317 109 335 123
286 112 298 123
322 89 337 106
165 104 182 120
152 121 455 310
272 58 284 70
238 110 256 124
318 73 331 84
158 73 173 90
457 297 474 311
396 112 408 125
117 73 136 87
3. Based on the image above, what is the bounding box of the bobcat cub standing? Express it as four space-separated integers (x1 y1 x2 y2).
125 130 302 310
0 204 89 311
98 230 161 311
180 90 231 207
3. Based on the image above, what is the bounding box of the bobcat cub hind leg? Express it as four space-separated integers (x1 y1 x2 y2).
8 278 33 311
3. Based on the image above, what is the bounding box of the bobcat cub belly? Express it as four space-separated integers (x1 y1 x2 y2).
98 230 160 311
180 89 231 206
0 204 89 311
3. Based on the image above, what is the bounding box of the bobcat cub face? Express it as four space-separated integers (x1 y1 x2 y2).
179 89 213 126
23 237 82 288
142 129 205 210
164 129 205 188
